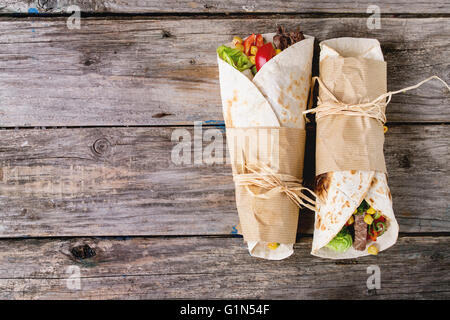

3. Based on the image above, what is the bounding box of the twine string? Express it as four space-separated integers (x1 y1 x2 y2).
303 75 450 123
233 163 317 212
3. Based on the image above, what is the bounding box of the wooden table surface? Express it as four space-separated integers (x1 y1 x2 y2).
0 1 449 299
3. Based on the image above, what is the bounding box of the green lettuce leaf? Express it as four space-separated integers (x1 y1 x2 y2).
217 45 254 72
326 227 353 253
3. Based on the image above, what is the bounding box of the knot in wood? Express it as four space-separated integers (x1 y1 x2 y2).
92 138 111 156
71 244 96 260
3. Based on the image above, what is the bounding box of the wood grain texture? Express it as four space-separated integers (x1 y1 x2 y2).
1 0 449 14
0 124 448 237
0 17 448 126
0 126 238 237
0 236 448 299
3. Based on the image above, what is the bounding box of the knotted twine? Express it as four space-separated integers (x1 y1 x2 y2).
233 162 317 212
304 75 450 123
227 127 316 243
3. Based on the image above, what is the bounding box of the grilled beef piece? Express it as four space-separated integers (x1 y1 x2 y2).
353 214 367 251
273 25 305 51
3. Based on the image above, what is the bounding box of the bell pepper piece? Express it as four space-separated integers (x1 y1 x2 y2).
244 33 256 56
255 42 275 71
255 34 264 47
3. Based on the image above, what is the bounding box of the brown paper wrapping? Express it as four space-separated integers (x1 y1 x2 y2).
226 127 306 244
316 56 387 175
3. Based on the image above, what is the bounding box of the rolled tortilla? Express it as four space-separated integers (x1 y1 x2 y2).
218 33 314 260
311 38 399 259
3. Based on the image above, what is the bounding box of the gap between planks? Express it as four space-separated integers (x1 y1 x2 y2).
1 120 450 130
1 0 450 15
1 232 450 241
1 13 450 19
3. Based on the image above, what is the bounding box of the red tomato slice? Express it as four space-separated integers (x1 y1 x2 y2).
255 34 264 47
255 43 275 71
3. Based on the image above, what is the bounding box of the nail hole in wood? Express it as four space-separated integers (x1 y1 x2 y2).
161 30 172 38
399 155 411 169
84 58 95 66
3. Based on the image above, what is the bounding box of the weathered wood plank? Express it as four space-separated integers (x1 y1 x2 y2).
0 124 448 237
0 236 448 299
0 126 238 236
1 0 449 14
0 17 448 126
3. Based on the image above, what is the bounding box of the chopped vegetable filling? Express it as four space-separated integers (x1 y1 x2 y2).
326 199 388 255
217 25 306 77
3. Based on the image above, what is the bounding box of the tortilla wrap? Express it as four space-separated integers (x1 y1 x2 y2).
218 33 314 260
311 38 399 259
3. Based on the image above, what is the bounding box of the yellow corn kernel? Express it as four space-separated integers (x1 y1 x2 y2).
347 215 354 225
275 49 282 55
367 207 376 215
250 45 258 56
248 55 256 65
383 126 388 133
367 245 379 255
234 43 244 52
267 242 280 250
364 214 374 225
232 36 243 46
354 209 358 214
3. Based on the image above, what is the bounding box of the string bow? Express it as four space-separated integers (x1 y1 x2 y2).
304 75 450 123
233 163 317 212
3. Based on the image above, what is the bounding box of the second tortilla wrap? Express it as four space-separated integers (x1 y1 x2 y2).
311 38 399 259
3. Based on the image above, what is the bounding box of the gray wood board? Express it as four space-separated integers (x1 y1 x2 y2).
0 236 448 299
0 124 448 237
0 17 448 126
